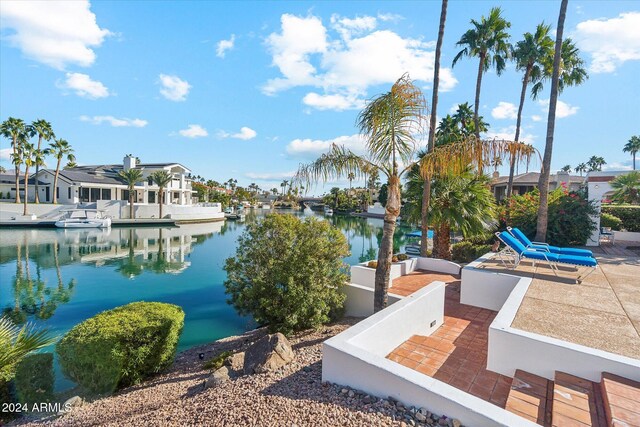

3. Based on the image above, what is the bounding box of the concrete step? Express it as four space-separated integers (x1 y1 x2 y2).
600 372 640 427
505 369 553 426
552 371 606 427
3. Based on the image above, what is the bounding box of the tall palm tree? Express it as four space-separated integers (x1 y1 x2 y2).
150 170 173 219
560 165 572 172
27 120 55 203
118 168 143 219
420 0 448 257
0 117 27 203
46 139 74 204
21 141 36 215
347 172 355 189
535 0 568 242
587 155 606 171
506 23 554 201
575 162 587 176
453 7 511 157
623 135 640 170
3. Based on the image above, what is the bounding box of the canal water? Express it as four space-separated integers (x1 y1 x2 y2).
0 209 415 391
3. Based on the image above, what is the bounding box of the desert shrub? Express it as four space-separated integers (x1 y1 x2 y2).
56 302 184 395
396 253 409 261
452 241 493 263
224 214 349 335
501 188 597 246
600 212 623 230
367 260 378 268
601 205 640 232
391 255 399 262
14 353 54 405
203 351 232 371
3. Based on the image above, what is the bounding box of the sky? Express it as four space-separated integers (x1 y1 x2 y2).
1 1 639 195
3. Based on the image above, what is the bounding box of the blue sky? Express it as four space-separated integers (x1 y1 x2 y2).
1 1 639 195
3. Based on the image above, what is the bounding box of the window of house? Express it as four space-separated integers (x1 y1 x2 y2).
68 188 71 199
101 189 111 200
148 191 156 203
122 190 130 201
148 177 153 185
57 187 60 199
80 188 90 202
90 188 100 201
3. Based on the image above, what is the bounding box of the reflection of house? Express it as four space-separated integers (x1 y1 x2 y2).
22 155 194 205
490 171 584 202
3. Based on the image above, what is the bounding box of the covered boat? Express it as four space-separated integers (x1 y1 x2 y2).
55 209 112 229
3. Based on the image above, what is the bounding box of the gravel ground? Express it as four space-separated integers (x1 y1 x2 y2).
14 318 459 427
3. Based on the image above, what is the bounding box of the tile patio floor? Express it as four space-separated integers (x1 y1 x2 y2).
390 270 460 297
387 282 514 407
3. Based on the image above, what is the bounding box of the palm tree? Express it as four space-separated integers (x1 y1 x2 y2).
21 141 36 215
347 172 355 189
492 156 503 172
453 7 511 152
575 162 587 176
623 135 640 170
587 155 606 171
118 168 144 219
150 170 173 219
506 23 554 201
560 165 572 172
535 0 568 242
27 120 55 203
1 117 27 203
280 180 289 196
64 160 77 169
420 0 448 257
46 138 74 204
610 171 640 204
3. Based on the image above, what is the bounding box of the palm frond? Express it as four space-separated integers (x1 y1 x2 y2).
294 144 375 189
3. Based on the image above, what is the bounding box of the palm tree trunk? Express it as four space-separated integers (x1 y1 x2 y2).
23 165 30 215
158 187 163 218
433 222 451 260
12 135 21 204
35 136 42 203
374 176 401 312
506 65 532 208
421 0 448 257
535 0 568 242
53 158 61 204
634 152 636 170
130 189 135 219
474 52 486 149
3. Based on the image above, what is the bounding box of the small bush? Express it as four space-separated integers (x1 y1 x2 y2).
367 260 378 268
391 255 399 262
602 205 640 232
224 214 349 335
14 353 54 405
396 253 409 261
56 302 184 395
203 351 232 371
452 241 493 263
600 212 623 230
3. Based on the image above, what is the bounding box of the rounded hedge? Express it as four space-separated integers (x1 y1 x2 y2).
56 302 184 395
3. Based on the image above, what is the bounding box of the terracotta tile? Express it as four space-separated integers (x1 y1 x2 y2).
416 364 437 376
401 358 420 369
469 383 494 401
450 375 473 392
433 370 454 383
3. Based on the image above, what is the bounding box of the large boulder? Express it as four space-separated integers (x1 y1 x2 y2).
225 351 245 376
203 366 230 389
243 333 294 374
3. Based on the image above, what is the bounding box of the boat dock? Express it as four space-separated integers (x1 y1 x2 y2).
0 218 179 228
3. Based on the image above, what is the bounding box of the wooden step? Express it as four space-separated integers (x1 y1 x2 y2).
552 371 606 427
601 372 640 427
505 369 553 426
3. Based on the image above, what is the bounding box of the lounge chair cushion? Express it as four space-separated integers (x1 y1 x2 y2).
558 254 598 267
522 250 560 262
509 227 594 258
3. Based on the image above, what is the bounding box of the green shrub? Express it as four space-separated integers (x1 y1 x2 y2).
224 214 349 335
600 212 623 230
601 205 640 232
203 351 232 371
14 353 54 405
451 241 493 263
501 188 597 246
396 253 409 261
367 260 378 268
56 302 184 395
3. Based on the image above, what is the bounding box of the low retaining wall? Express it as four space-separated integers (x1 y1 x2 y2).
614 230 640 243
324 283 537 427
97 200 224 220
460 253 521 311
343 284 402 318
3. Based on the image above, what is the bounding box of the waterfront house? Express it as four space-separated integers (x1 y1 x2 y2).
490 171 584 202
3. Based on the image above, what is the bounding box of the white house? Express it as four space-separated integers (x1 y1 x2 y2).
30 155 194 205
586 170 635 245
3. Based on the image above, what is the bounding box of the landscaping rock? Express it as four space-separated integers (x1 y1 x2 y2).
225 351 245 375
58 396 83 415
452 419 462 427
204 367 230 389
243 333 294 374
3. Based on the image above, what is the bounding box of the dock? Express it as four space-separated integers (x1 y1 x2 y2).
0 218 178 228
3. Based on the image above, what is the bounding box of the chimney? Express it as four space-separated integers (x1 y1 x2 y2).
557 170 570 185
492 171 500 179
123 155 136 171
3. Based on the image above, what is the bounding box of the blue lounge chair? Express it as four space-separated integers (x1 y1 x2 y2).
495 231 597 283
507 227 594 258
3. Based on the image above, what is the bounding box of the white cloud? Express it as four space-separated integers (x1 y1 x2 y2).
538 99 579 118
158 74 191 101
573 12 640 73
58 72 110 99
216 34 235 58
0 148 12 160
602 161 632 171
218 127 257 140
483 126 536 145
491 101 518 120
178 124 208 138
80 115 147 127
286 134 367 157
531 115 542 122
262 14 457 110
302 92 365 111
377 13 403 23
0 0 111 69
245 171 295 180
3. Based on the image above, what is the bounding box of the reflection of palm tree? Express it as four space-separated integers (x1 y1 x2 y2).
117 229 143 278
